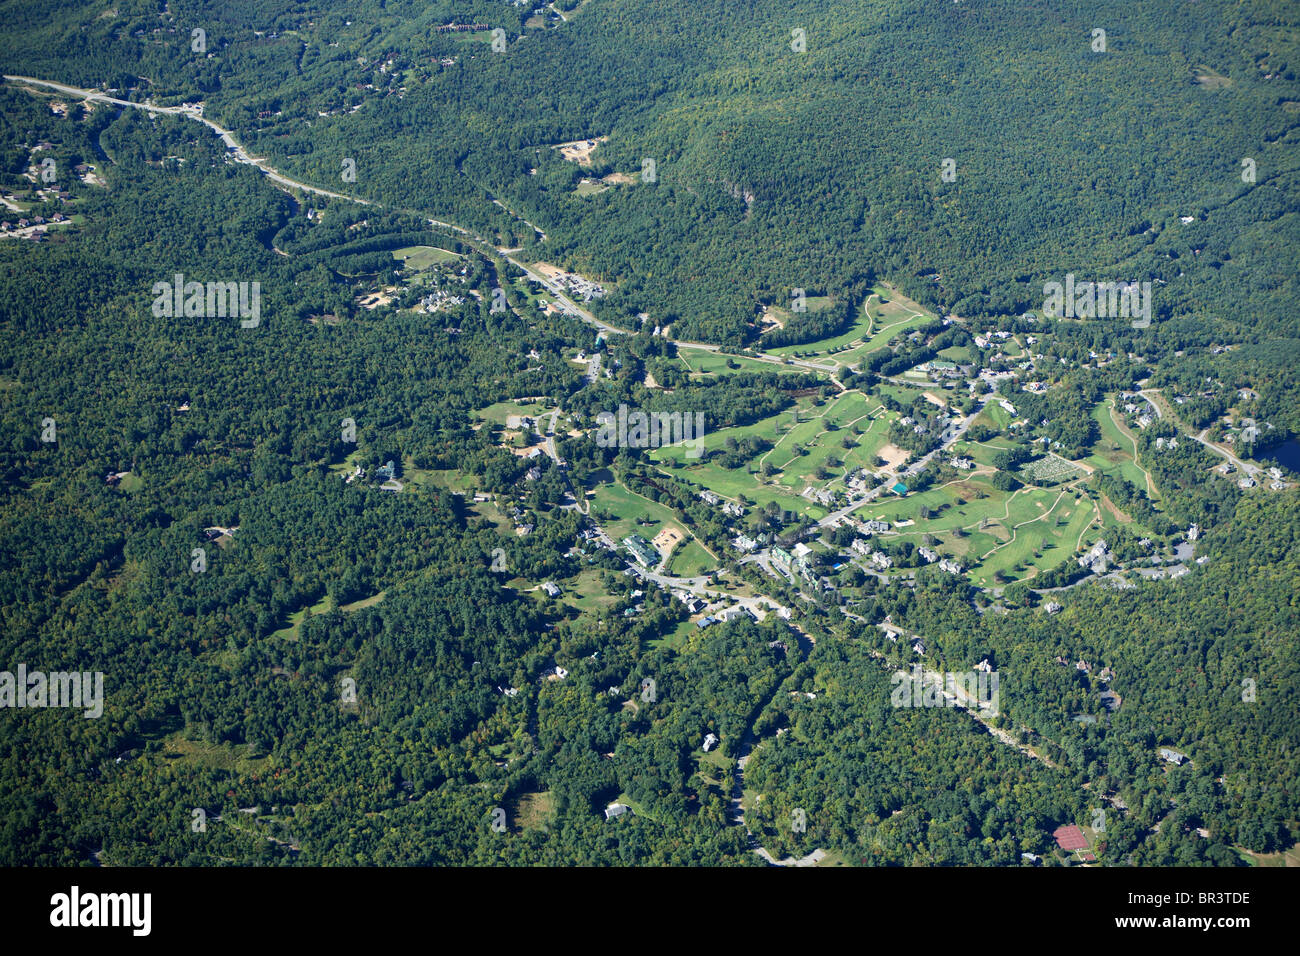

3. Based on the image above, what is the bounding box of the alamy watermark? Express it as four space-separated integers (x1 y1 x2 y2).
1 664 103 718
1043 274 1151 329
151 274 261 327
595 404 706 458
50 886 150 936
890 664 1000 717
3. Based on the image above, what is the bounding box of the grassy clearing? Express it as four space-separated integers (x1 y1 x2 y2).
473 399 553 426
1087 400 1157 497
649 617 697 652
392 245 460 271
560 567 621 614
768 284 934 364
401 461 478 494
587 477 688 546
339 590 386 612
678 349 802 376
669 538 715 577
514 791 557 831
270 593 333 641
160 734 268 772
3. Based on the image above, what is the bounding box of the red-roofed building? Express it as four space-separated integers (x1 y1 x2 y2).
1053 824 1089 852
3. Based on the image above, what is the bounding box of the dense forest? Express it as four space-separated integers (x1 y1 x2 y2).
0 0 1296 867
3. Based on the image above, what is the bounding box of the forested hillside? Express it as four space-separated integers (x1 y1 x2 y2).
0 0 1296 868
3 0 1295 344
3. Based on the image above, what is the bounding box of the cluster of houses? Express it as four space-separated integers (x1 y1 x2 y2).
418 289 464 313
698 489 744 517
972 330 1015 350
1078 539 1113 574
0 211 69 241
510 504 534 537
801 485 836 507
343 459 397 486
918 359 968 380
695 605 757 630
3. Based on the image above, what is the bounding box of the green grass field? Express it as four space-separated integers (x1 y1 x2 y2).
271 593 334 641
472 399 553 426
850 475 1100 585
678 349 804 376
558 568 621 615
767 284 936 365
949 437 1017 466
1086 400 1157 497
969 489 1099 585
587 475 689 547
650 391 890 515
392 245 461 271
669 538 716 577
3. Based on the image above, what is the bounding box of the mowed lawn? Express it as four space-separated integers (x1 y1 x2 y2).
858 478 1101 585
677 349 804 377
587 475 689 546
768 284 935 364
392 245 461 271
1087 400 1157 497
473 400 554 426
969 489 1100 585
651 391 889 516
948 437 1018 467
669 538 716 578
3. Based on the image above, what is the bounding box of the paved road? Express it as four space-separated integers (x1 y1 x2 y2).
10 75 856 382
7 76 373 206
629 565 789 619
1192 429 1261 477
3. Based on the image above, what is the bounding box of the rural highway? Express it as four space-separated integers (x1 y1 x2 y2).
8 74 857 381
6 75 372 206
